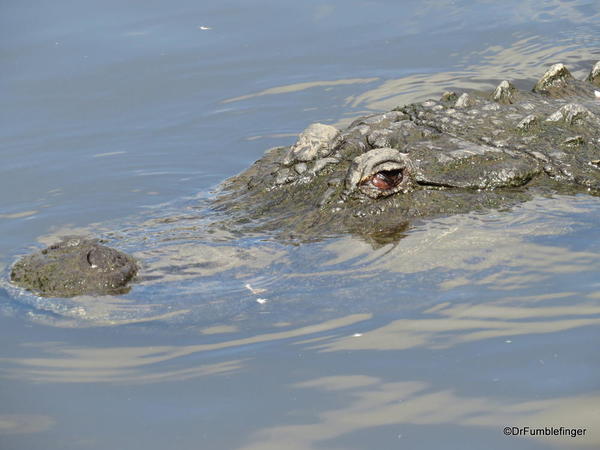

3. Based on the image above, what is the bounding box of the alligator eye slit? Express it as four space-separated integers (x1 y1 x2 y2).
369 169 403 190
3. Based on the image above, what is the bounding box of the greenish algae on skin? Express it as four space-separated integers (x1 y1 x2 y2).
10 238 137 297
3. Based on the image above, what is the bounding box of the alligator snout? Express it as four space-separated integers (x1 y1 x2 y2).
10 238 138 297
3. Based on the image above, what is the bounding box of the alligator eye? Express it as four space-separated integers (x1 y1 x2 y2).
345 147 414 199
368 169 403 191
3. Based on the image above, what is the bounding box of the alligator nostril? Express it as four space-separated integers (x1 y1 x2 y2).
86 250 98 268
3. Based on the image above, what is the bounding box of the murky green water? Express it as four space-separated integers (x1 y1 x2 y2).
2 1 600 449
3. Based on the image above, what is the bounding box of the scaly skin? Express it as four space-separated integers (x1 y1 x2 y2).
215 63 600 237
10 238 137 297
11 62 600 297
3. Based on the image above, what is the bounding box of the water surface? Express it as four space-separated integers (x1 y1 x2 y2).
2 1 600 449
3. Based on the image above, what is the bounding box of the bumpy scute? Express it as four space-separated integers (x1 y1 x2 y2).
533 63 573 94
588 61 600 87
282 123 339 165
492 80 518 104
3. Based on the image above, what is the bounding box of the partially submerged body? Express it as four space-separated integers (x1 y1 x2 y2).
11 62 600 297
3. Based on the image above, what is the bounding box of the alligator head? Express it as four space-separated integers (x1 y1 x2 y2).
216 61 600 238
10 62 600 297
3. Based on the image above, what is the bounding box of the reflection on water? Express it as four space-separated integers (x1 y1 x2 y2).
0 211 38 220
314 300 600 352
0 314 369 383
221 77 380 104
240 377 600 449
0 415 55 435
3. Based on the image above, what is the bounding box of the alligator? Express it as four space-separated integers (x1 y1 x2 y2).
10 62 600 297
